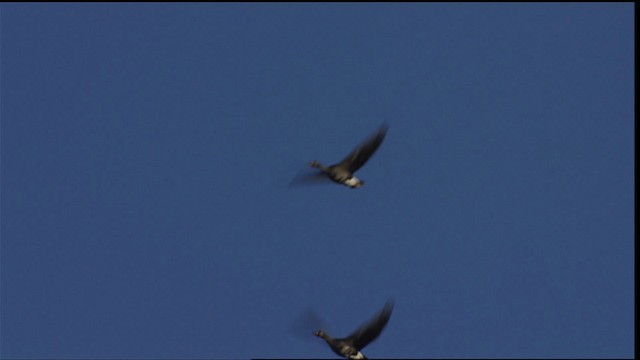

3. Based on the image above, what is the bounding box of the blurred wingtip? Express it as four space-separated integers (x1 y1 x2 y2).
384 299 395 313
377 123 389 136
289 170 331 189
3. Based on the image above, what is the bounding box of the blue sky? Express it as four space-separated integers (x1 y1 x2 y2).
0 3 634 359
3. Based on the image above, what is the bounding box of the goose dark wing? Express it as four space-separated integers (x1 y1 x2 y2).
346 300 394 351
336 124 388 173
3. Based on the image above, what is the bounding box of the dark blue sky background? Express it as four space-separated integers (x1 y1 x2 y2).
1 3 634 359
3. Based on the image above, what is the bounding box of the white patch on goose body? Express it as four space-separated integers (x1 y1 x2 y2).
344 176 361 187
349 352 366 359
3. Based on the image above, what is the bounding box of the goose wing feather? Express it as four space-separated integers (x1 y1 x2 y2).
336 124 388 173
346 300 394 350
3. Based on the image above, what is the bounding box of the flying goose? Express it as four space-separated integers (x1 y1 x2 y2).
309 124 388 188
314 300 394 360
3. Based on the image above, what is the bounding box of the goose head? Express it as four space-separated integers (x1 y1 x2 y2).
313 330 329 339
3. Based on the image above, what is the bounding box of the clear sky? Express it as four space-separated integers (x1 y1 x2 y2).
0 3 634 359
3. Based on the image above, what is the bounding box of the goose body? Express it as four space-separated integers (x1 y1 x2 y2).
314 301 394 360
309 124 388 189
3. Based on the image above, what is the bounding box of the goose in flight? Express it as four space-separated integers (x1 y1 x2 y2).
308 124 388 189
314 300 394 359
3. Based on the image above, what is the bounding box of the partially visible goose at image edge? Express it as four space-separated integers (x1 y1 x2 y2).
314 300 394 360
